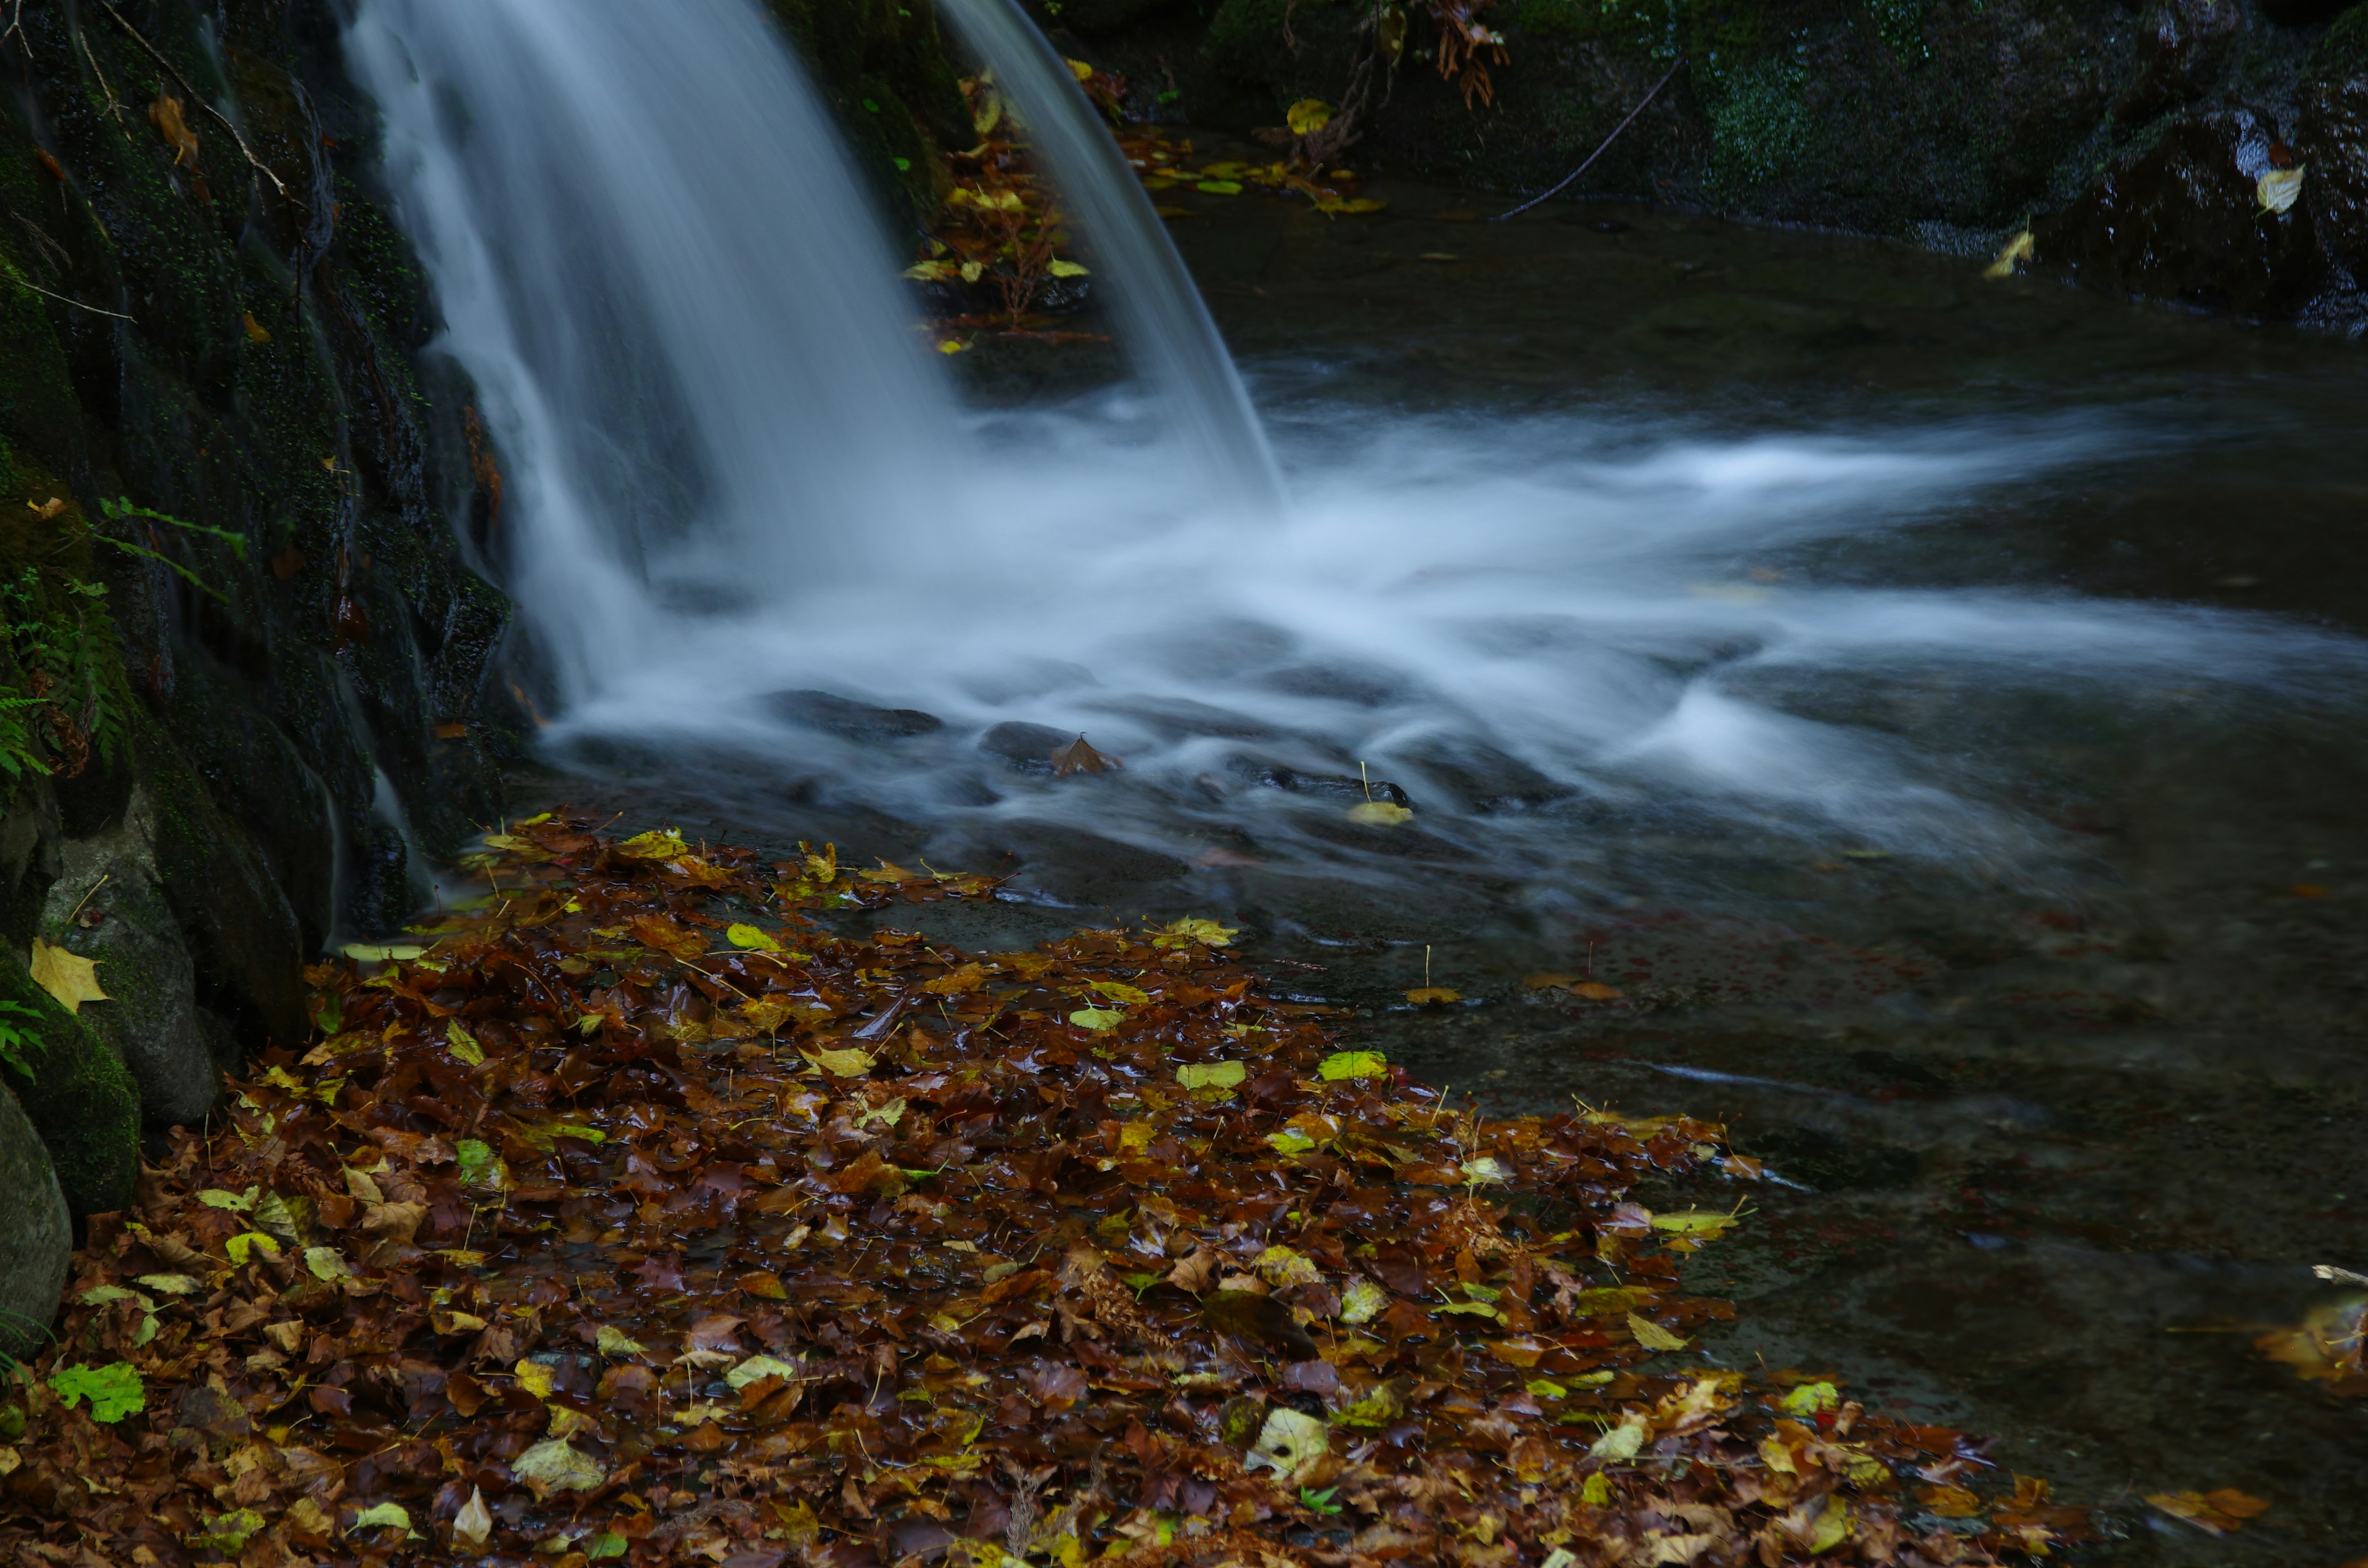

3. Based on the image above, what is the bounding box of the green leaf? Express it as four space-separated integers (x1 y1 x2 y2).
1782 1381 1840 1417
1067 1006 1125 1031
47 1361 143 1422
726 922 783 952
303 1246 351 1281
197 1186 256 1212
587 1534 630 1561
725 1352 800 1390
1317 1051 1386 1081
445 1020 485 1065
512 1436 606 1493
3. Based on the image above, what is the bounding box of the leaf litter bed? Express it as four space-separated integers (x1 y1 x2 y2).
0 812 2090 1568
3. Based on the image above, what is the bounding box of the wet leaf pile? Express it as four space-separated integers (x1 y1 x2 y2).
1 813 2084 1568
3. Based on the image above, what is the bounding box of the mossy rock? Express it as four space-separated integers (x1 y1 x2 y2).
2311 2 2368 80
0 943 136 1220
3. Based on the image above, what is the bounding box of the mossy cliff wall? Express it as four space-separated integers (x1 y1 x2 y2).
1071 0 2368 331
0 0 528 1249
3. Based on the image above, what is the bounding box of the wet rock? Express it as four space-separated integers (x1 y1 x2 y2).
43 788 221 1130
956 821 1191 905
0 1083 69 1357
2301 12 2368 281
1088 697 1274 741
1403 739 1573 812
765 689 945 742
0 779 61 953
1048 0 1184 38
2111 0 2244 127
1224 755 1414 807
2032 107 2324 317
980 721 1078 773
2258 0 2354 22
1255 664 1408 707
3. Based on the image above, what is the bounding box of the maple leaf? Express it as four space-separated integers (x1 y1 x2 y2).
30 938 108 1014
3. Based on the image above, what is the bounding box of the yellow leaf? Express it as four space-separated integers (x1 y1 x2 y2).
1152 916 1236 949
224 1231 281 1266
1579 1472 1614 1505
1348 800 1412 825
1046 259 1089 277
1196 179 1243 195
1340 1278 1388 1324
1317 1050 1387 1080
2258 166 2306 215
1627 1312 1688 1352
1091 981 1150 1005
727 923 784 952
513 1359 555 1398
303 1246 350 1280
1781 1381 1840 1416
1067 1006 1125 1031
1066 57 1094 80
1245 1407 1328 1477
1265 1129 1318 1156
240 312 271 343
1314 196 1386 214
1589 1413 1648 1460
595 1325 644 1357
937 337 972 355
339 942 422 963
453 1487 493 1549
1651 1208 1743 1238
1176 1061 1246 1091
1286 98 1333 135
1807 1494 1852 1554
149 92 198 164
1405 987 1460 1004
1983 229 2034 279
615 827 689 860
30 938 108 1014
445 1020 484 1065
348 1501 411 1535
511 1436 605 1495
1460 1155 1511 1184
802 1046 874 1077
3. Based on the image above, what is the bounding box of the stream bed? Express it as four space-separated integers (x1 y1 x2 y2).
514 152 2368 1565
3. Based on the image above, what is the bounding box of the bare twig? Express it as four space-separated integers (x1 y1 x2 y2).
1494 56 1685 221
77 24 136 136
96 1 300 205
1 269 134 321
1 0 27 60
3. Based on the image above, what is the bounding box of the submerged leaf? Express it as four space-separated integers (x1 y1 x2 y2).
1349 800 1413 826
1177 1060 1246 1091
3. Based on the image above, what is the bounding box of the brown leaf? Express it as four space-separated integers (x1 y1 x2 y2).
1051 735 1120 776
1202 1289 1321 1360
149 92 199 165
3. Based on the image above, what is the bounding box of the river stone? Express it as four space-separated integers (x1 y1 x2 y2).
980 721 1077 772
1223 755 1415 807
2111 0 2244 127
2032 107 2322 317
42 787 220 1130
764 689 945 741
0 1083 70 1358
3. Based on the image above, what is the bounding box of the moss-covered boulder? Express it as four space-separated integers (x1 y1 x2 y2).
0 946 136 1221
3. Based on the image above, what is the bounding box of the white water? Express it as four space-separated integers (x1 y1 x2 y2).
350 0 2366 889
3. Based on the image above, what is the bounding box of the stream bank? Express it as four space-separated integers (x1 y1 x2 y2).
1056 0 2368 333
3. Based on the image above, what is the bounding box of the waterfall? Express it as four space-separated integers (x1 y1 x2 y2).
346 0 1270 716
933 0 1281 509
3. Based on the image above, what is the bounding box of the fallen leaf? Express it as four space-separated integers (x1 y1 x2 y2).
512 1436 606 1495
149 92 198 164
451 1486 493 1548
596 1324 644 1357
240 311 271 343
1051 735 1120 775
2146 1488 2270 1535
1318 1050 1387 1080
1245 1406 1329 1476
1405 987 1460 1005
30 938 108 1014
1349 800 1413 826
1196 179 1244 195
349 1501 412 1535
1068 1006 1126 1031
1046 259 1088 277
1627 1312 1689 1352
802 1046 874 1078
1286 98 1333 135
728 922 784 951
1590 1413 1648 1460
2258 165 2306 215
1204 1289 1321 1359
1984 229 2034 279
1176 1061 1246 1091
1570 981 1625 1000
445 1019 485 1064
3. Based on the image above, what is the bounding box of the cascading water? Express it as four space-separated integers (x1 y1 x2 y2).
350 0 2368 897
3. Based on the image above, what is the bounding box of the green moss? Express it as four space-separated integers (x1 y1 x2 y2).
1708 52 1811 192
2311 4 2368 80
0 945 137 1219
763 0 973 222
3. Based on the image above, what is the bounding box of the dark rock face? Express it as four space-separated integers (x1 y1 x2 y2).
2112 0 2245 126
980 721 1079 771
2032 108 2323 316
0 1085 70 1358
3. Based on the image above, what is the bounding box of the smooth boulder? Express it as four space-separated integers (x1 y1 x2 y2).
0 1085 70 1358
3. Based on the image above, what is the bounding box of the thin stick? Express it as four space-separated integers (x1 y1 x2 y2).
77 25 133 134
97 1 298 204
2 271 134 321
1494 56 1685 221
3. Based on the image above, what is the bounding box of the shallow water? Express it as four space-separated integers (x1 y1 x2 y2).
513 152 2368 1562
